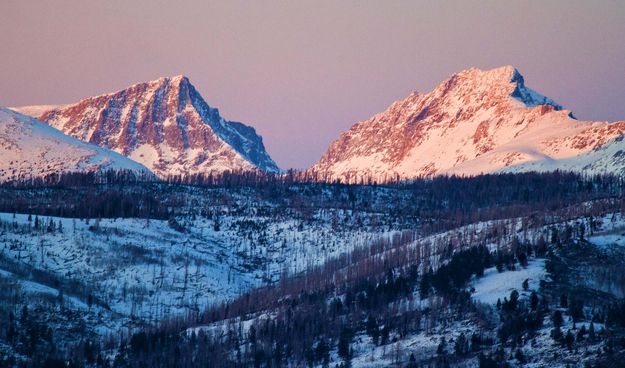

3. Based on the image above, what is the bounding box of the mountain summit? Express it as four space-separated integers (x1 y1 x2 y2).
14 76 280 178
310 66 625 182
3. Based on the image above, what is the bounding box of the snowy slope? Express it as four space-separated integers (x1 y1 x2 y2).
11 76 280 178
0 108 151 181
502 135 625 175
0 208 395 321
471 259 546 305
311 66 625 182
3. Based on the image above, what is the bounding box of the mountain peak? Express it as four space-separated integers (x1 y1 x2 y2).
456 65 519 81
115 75 192 97
26 77 280 177
170 74 189 81
311 65 619 182
160 74 191 88
153 74 189 83
437 66 561 109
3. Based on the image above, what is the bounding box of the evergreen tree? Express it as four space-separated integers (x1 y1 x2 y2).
588 322 596 341
338 328 352 362
568 299 584 323
419 271 431 299
551 326 563 342
553 310 563 328
560 294 568 308
564 330 575 350
454 333 468 356
437 337 447 355
530 291 539 311
366 315 380 345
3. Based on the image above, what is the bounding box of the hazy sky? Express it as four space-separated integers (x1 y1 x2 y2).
1 1 624 169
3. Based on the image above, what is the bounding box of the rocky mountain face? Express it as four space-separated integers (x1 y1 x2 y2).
0 108 150 181
14 76 280 178
310 66 625 182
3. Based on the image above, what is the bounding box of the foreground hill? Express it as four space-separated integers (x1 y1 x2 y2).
311 66 625 182
0 108 150 181
1 173 623 366
12 76 280 178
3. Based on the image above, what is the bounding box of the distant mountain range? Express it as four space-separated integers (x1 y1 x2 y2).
6 66 625 182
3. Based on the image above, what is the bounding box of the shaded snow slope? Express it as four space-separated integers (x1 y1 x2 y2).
502 135 625 176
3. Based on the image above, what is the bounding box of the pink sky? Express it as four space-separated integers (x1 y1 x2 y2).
1 0 624 169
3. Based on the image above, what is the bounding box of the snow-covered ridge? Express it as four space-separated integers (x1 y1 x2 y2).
0 108 151 181
11 76 280 178
501 134 625 175
9 104 67 117
311 66 625 182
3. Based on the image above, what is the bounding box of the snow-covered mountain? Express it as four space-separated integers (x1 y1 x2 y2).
0 108 150 181
12 76 280 178
310 66 625 182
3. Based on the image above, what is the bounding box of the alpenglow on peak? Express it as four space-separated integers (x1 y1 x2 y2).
12 76 280 178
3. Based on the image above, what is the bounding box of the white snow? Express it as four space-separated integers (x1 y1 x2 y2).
0 108 152 181
471 259 546 305
503 135 625 176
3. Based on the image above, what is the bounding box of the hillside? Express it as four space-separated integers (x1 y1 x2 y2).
0 108 150 181
1 173 625 366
